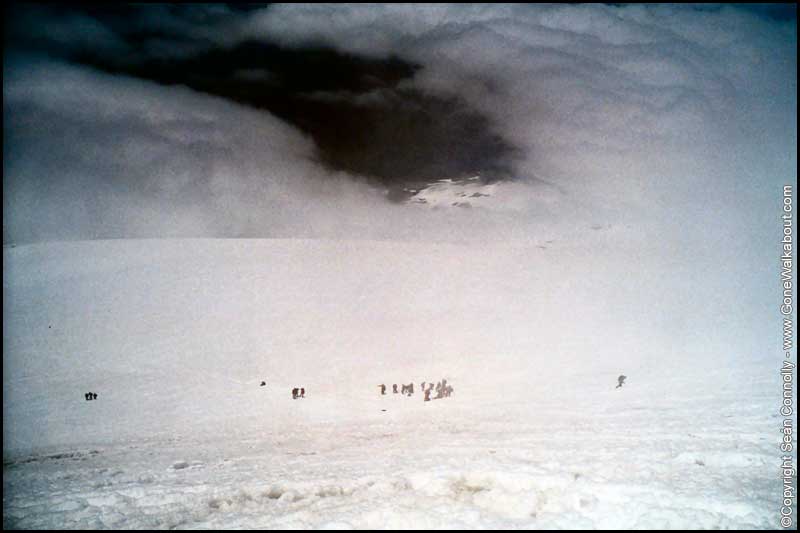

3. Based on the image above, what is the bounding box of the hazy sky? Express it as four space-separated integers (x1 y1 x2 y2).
3 3 796 245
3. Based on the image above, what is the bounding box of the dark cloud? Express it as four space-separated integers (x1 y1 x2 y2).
4 4 520 197
715 3 796 21
105 41 519 191
4 3 243 62
2 3 796 248
3 55 531 245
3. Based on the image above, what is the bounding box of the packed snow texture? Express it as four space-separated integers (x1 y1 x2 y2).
3 239 793 529
405 177 540 212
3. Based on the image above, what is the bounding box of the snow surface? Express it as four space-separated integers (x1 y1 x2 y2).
404 177 551 214
406 177 499 209
3 239 792 529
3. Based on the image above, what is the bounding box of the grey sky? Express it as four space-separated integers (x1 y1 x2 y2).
3 3 796 246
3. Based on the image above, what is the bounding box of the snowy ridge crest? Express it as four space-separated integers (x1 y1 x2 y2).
405 176 499 209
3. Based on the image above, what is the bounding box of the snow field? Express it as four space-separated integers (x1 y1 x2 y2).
3 239 791 528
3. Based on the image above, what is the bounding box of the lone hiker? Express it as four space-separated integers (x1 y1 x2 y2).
616 375 627 389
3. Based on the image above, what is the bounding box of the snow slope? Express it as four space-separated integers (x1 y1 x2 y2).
406 177 499 209
403 177 554 214
3 239 792 529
